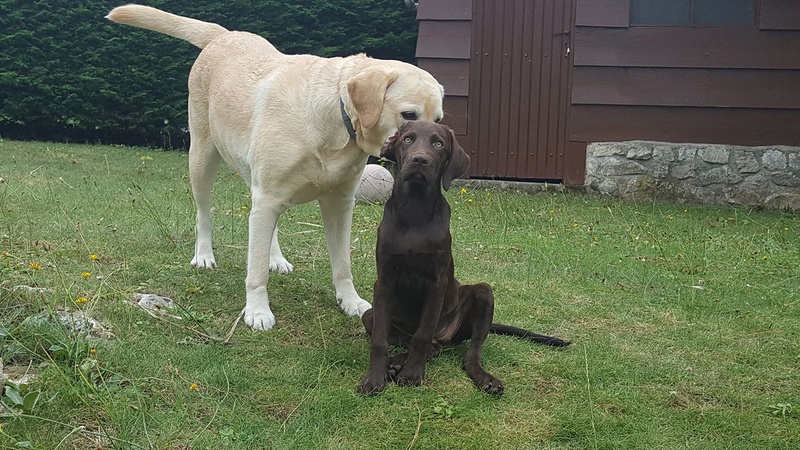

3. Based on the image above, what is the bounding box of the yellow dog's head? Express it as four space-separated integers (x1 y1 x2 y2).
345 59 444 157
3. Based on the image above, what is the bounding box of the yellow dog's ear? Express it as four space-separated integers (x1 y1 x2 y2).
347 68 399 129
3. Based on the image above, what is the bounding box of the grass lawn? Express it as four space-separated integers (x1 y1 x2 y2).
0 139 798 449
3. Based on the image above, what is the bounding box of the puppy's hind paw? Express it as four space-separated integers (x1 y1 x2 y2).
476 375 504 396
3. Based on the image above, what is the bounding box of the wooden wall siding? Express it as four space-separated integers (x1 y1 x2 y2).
574 27 800 69
570 105 800 146
575 0 629 28
416 21 472 59
760 0 800 30
571 0 800 147
416 59 469 97
470 0 574 180
415 0 472 136
572 67 800 109
416 0 471 20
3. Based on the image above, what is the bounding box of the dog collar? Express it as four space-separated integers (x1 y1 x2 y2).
340 99 357 142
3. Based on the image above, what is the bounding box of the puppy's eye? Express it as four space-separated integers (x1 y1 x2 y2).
434 117 442 123
401 111 418 120
403 136 413 144
433 141 444 148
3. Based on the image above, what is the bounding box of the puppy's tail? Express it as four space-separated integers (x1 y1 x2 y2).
106 4 228 49
490 323 571 347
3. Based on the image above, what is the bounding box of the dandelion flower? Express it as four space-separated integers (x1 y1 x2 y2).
460 187 467 194
90 348 97 356
190 383 199 391
89 254 98 261
29 262 42 270
75 297 88 305
467 198 473 203
81 272 92 279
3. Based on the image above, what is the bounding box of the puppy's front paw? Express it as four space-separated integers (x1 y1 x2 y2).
244 308 276 331
396 366 425 387
387 353 408 381
269 256 294 274
357 376 386 396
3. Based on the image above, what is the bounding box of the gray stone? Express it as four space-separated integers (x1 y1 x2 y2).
626 146 653 160
788 153 800 170
597 179 618 195
598 159 648 177
671 163 696 180
764 193 800 210
762 150 788 170
723 184 766 207
620 177 640 198
677 147 697 161
699 146 729 164
697 166 736 186
651 162 670 179
135 293 175 310
735 152 761 174
771 171 800 187
653 145 677 162
590 143 626 157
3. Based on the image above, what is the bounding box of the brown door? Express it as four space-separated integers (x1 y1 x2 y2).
469 0 574 180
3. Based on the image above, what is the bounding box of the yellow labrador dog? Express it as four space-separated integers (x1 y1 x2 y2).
106 5 444 330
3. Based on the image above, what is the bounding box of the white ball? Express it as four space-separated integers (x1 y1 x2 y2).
356 164 394 204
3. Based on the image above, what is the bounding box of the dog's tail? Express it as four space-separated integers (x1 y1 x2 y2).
490 323 571 347
106 4 228 49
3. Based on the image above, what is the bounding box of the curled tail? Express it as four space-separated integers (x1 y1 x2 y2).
490 323 571 347
106 4 228 49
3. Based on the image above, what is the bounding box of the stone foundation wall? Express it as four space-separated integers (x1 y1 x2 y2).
584 141 800 210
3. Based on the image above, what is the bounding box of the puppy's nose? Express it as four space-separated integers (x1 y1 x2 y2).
411 154 431 165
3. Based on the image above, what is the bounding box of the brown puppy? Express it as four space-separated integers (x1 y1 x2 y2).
357 121 569 396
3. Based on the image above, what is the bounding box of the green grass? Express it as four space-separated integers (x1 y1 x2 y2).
0 139 798 449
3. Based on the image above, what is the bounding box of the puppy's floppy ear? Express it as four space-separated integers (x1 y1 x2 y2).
347 68 399 129
380 121 412 163
379 131 399 162
441 126 470 191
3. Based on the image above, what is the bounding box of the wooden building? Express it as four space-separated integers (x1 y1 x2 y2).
415 0 800 185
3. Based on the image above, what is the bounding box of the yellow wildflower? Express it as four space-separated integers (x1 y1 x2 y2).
29 262 42 270
89 254 98 261
140 156 153 161
190 383 199 391
75 297 88 305
460 187 467 194
81 272 92 279
90 348 97 356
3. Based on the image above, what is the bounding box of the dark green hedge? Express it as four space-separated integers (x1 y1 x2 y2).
0 0 419 147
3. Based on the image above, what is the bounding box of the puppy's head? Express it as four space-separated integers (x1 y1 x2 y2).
346 60 444 157
381 121 470 191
